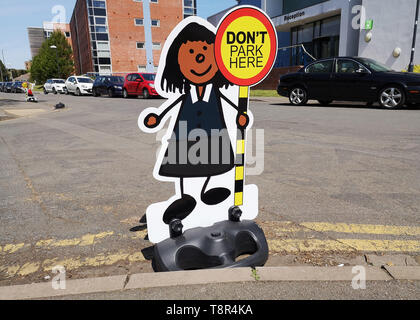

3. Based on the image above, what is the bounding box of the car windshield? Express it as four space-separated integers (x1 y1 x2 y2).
142 74 156 81
77 77 93 83
53 80 65 83
110 76 124 83
359 58 393 72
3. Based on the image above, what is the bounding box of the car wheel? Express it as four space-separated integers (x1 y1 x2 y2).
93 88 99 97
53 88 57 94
64 87 68 95
108 88 114 98
379 86 405 109
123 89 129 98
143 89 150 99
318 100 332 105
289 87 308 106
76 88 81 96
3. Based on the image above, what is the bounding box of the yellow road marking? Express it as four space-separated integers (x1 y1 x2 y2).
1 250 146 278
1 230 148 255
1 243 25 254
300 222 420 236
268 239 420 253
338 239 420 252
35 231 114 247
1 237 420 278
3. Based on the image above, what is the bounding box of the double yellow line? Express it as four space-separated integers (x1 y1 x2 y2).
0 221 419 279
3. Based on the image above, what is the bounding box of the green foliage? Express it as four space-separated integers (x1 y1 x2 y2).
0 59 10 81
30 30 74 83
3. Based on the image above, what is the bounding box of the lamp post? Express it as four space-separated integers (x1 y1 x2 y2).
50 45 60 78
408 0 420 72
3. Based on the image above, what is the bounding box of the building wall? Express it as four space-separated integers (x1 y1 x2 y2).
70 0 93 75
358 0 419 71
107 0 183 73
269 0 362 59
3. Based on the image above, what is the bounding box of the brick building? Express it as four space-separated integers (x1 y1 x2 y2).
70 0 196 75
27 22 73 58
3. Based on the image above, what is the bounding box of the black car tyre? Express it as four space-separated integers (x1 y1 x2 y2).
289 87 308 106
108 88 114 98
64 87 69 95
53 88 57 94
76 88 81 96
143 89 150 99
123 89 129 99
93 88 99 97
379 86 405 109
318 100 332 105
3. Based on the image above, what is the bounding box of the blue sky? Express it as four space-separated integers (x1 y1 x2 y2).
0 0 237 70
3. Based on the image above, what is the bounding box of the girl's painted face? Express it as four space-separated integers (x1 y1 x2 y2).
178 41 218 85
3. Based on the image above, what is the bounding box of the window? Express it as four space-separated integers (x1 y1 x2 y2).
134 18 144 26
65 32 70 38
98 58 111 64
95 17 106 25
336 59 363 74
142 73 156 81
93 1 106 8
151 19 160 27
151 0 158 2
136 42 145 49
95 26 107 33
98 51 110 58
152 42 161 50
138 65 146 72
93 8 106 16
96 33 109 41
97 42 109 50
305 60 333 73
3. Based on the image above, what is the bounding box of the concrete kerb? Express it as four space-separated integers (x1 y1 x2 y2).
1 266 419 300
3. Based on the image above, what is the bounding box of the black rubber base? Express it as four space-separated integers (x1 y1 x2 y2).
152 207 268 272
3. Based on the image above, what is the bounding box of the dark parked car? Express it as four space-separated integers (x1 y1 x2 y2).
123 73 159 99
0 82 4 92
11 81 25 93
4 82 14 93
278 57 420 109
92 75 124 97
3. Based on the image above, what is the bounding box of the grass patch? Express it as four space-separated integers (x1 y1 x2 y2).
250 89 278 97
32 85 44 92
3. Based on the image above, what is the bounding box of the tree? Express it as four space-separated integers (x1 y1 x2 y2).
30 30 74 83
0 59 9 81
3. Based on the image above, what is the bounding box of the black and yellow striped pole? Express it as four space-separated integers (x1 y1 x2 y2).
234 85 249 206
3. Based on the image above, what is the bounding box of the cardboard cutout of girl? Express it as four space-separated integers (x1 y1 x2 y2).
138 17 258 243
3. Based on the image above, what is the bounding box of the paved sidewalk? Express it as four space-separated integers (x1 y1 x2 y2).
1 266 419 300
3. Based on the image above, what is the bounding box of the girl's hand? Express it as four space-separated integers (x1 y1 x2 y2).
144 113 160 128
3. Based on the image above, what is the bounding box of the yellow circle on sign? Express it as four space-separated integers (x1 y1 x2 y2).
22 82 27 88
220 16 271 80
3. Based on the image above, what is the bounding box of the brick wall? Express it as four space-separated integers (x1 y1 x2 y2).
107 0 183 73
70 0 93 75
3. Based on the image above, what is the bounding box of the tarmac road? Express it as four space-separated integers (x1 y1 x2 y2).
0 91 420 289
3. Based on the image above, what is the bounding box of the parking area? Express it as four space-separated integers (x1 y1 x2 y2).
1 91 420 286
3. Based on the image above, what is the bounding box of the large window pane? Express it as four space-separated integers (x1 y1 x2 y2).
321 16 340 37
93 1 106 8
96 33 109 41
94 8 106 16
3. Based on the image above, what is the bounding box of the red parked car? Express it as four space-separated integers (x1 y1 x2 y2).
123 73 159 99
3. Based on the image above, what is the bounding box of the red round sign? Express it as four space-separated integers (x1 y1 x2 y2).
215 7 277 87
